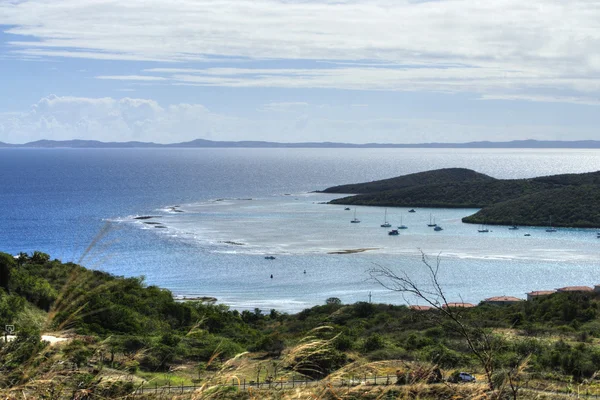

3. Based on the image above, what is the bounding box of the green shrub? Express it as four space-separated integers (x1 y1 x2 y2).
363 334 385 352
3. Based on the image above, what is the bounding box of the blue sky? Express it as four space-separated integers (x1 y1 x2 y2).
1 0 599 144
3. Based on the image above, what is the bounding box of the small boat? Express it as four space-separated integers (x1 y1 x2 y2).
264 256 276 260
524 233 531 237
351 208 361 223
381 208 392 228
409 209 416 213
478 224 489 233
545 216 557 232
434 226 443 231
427 214 437 227
508 219 519 230
388 229 399 236
398 216 408 230
344 207 351 211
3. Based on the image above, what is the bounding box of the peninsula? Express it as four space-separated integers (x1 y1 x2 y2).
321 168 600 228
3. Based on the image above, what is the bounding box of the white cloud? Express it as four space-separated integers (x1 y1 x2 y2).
1 0 600 101
96 75 168 81
479 94 600 106
258 102 309 112
0 95 240 143
1 95 598 144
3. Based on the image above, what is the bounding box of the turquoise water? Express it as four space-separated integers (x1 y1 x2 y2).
2 148 600 312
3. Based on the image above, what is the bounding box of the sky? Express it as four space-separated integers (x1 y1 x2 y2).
0 0 599 144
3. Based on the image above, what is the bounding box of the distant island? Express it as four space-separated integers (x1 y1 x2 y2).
321 168 600 228
3 138 600 149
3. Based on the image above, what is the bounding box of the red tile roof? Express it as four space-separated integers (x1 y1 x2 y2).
409 305 432 311
442 302 475 308
527 290 556 296
484 296 523 302
556 286 593 292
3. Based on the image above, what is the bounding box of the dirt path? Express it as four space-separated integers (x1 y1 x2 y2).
4 334 70 345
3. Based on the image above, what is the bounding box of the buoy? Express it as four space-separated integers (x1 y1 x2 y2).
270 274 273 279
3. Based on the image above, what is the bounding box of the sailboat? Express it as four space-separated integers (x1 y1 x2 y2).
478 223 489 233
351 208 361 223
546 216 557 232
398 215 408 229
381 208 391 227
508 219 519 230
427 214 437 227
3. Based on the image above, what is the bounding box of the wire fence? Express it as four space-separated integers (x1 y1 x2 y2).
132 375 600 398
133 374 398 395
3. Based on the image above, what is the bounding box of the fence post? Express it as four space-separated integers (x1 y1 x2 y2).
374 375 377 385
292 374 295 388
243 378 246 390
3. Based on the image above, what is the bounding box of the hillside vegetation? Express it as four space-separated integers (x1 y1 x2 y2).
323 168 495 194
323 168 600 227
5 251 600 398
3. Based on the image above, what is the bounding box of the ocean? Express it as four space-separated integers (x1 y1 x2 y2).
2 147 600 312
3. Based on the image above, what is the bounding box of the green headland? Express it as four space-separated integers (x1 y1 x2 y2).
322 168 600 228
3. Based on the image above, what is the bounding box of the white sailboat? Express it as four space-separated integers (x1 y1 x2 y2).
398 215 408 229
351 208 361 223
381 208 391 227
478 223 489 233
427 214 437 227
546 216 557 232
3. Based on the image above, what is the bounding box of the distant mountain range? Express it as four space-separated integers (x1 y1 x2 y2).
2 138 600 149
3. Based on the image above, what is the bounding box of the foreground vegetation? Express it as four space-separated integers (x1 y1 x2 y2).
3 251 600 398
323 168 600 227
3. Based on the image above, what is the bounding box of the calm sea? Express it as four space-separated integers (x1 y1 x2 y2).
2 148 600 312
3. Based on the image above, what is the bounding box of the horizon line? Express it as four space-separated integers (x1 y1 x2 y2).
2 138 600 149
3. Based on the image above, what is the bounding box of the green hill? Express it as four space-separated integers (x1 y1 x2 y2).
463 185 600 227
329 179 555 208
322 168 600 227
321 168 495 194
7 251 600 396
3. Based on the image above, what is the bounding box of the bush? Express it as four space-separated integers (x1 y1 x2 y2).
64 340 93 367
363 334 385 352
333 335 354 351
367 347 408 361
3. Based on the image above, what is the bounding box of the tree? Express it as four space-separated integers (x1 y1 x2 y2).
369 252 501 390
31 251 50 265
325 297 341 305
0 252 15 291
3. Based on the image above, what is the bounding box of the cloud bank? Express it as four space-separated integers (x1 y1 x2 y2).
1 0 600 102
0 95 240 143
1 95 597 144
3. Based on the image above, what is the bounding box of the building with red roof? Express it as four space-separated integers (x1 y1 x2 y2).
483 296 523 306
526 290 556 301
